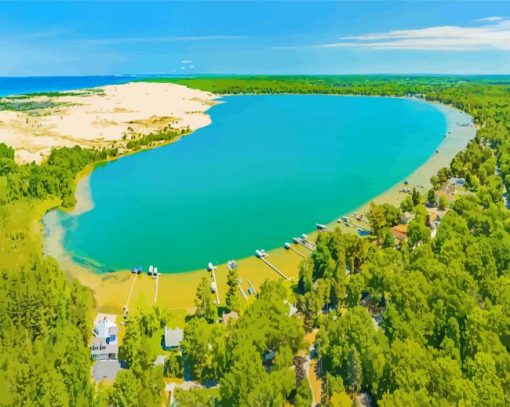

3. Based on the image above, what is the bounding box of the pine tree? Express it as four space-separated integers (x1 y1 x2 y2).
225 267 240 312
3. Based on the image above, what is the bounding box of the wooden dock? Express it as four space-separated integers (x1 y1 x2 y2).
256 250 290 280
154 274 159 304
125 273 138 314
239 285 248 300
247 280 257 296
212 270 220 305
293 237 315 251
284 242 306 258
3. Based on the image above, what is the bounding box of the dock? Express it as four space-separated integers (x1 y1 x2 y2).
247 280 257 296
255 249 290 280
154 273 159 304
124 273 138 317
239 285 248 300
284 242 306 258
211 270 220 305
293 237 315 251
316 223 333 232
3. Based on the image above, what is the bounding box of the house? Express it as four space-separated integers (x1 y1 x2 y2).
400 211 414 225
222 311 239 325
163 327 184 351
390 224 408 241
91 314 119 360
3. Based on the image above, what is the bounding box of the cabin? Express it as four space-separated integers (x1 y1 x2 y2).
222 311 239 324
400 211 414 225
91 314 119 360
163 327 184 351
390 224 408 241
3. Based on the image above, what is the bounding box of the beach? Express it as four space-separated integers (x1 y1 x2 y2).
41 93 475 316
0 82 217 163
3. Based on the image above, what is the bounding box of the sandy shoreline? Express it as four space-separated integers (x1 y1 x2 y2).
42 95 475 314
0 82 217 163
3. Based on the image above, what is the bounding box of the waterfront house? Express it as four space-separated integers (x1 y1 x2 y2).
390 224 408 241
91 314 119 360
163 327 184 351
222 311 239 324
400 211 414 224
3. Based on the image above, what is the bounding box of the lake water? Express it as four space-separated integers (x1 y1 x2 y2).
50 95 447 273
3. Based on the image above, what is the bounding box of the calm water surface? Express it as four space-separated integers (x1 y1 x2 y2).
52 95 446 272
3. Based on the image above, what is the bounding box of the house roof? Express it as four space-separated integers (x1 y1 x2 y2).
94 316 118 339
391 224 408 240
164 327 184 348
91 337 118 355
222 311 239 324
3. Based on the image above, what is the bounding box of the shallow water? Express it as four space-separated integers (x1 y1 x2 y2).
51 95 447 273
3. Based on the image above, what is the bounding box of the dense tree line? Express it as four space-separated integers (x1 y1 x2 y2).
0 257 95 405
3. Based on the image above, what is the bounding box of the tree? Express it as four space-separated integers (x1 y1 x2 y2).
195 277 216 323
294 377 313 407
225 267 240 312
367 202 387 243
411 188 421 206
343 347 362 393
438 195 448 210
164 352 183 378
330 392 353 407
427 188 436 206
407 218 431 247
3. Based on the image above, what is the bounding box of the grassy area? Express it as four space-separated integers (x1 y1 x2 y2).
0 198 58 270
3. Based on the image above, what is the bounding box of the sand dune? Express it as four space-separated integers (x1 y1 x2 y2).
0 82 217 163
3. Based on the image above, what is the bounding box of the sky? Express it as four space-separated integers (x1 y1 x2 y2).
1 1 510 76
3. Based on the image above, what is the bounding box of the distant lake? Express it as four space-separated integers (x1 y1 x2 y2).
50 95 447 273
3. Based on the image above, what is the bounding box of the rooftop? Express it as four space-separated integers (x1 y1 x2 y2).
164 327 184 348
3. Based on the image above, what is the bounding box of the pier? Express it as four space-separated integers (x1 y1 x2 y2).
293 236 315 251
284 242 305 258
124 273 138 317
239 285 248 300
211 269 220 305
255 249 290 280
247 280 257 296
316 223 333 232
154 273 159 304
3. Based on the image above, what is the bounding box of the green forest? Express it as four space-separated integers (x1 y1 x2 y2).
1 76 509 406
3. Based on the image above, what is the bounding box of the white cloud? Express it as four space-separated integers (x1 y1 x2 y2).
319 18 510 51
474 16 504 22
181 60 192 64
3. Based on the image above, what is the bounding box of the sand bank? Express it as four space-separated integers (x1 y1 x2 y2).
43 98 475 315
0 82 217 163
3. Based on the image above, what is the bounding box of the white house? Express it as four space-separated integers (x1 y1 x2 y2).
163 327 184 351
91 314 119 360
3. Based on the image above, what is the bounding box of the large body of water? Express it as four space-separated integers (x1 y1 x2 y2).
0 75 138 97
49 94 447 273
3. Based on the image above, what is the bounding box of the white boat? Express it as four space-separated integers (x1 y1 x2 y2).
207 262 214 272
148 265 154 276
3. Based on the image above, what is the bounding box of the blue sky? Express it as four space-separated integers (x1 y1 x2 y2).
1 1 509 76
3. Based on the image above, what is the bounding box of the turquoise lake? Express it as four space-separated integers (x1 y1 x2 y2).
52 95 447 273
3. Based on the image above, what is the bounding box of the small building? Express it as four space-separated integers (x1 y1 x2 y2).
164 327 184 351
400 211 414 225
222 311 239 325
390 224 408 241
91 314 119 360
